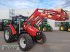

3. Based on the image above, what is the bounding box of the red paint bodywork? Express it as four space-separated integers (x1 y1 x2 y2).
24 22 39 37
8 24 16 35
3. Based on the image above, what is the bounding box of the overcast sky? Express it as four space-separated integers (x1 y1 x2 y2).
0 0 70 9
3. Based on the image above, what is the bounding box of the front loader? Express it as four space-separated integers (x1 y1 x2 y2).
4 9 68 51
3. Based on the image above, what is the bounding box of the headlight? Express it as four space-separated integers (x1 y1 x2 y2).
36 32 42 40
36 32 41 35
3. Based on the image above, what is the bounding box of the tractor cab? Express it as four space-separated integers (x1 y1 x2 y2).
60 22 70 32
42 19 47 24
11 15 28 33
12 15 27 26
61 22 70 28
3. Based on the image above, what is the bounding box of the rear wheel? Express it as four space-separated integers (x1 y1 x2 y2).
4 27 15 43
60 26 64 31
43 27 46 32
68 28 70 32
18 34 33 51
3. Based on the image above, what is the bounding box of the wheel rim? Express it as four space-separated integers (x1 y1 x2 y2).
5 30 9 40
43 27 46 31
61 27 64 30
39 27 40 30
20 37 26 48
68 28 70 31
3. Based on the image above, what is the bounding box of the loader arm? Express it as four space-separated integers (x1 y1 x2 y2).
24 8 68 37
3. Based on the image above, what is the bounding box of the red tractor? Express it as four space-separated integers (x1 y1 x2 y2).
4 9 68 51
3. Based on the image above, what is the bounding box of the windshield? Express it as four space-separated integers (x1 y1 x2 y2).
69 22 70 25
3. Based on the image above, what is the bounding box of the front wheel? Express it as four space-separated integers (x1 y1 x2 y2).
4 27 15 43
18 34 33 51
36 32 46 44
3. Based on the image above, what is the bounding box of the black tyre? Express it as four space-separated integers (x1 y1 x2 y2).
37 32 46 44
4 27 15 43
18 34 33 51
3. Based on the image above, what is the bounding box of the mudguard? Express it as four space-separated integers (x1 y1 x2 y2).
8 24 16 35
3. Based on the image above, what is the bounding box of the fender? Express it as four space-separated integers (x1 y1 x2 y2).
8 24 16 35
